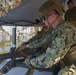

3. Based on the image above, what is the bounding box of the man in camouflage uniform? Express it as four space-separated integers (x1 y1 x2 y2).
24 0 76 75
65 0 76 26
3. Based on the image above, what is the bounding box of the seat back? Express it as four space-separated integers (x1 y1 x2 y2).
56 44 76 68
63 44 76 65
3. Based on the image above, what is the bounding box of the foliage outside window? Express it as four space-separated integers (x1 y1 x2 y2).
0 26 41 54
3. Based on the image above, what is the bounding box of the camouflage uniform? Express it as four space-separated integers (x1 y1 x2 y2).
27 0 76 75
29 21 76 67
65 7 76 26
28 28 53 49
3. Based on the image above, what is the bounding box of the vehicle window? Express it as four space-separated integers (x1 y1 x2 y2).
0 26 41 54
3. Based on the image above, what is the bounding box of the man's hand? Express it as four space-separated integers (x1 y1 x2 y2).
25 57 34 68
16 44 29 51
15 42 29 51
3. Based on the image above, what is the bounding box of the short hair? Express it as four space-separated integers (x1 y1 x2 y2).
67 0 73 4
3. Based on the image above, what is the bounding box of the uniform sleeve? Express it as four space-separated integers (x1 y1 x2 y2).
28 31 53 49
28 28 53 49
30 28 76 68
27 31 41 43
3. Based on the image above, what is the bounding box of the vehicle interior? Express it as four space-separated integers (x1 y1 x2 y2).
0 0 76 75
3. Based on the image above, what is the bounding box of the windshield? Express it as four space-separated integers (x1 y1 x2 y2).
0 26 41 54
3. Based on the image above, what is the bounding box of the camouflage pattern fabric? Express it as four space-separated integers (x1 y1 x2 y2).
58 64 76 75
27 29 46 43
65 7 76 25
28 28 53 49
28 21 76 69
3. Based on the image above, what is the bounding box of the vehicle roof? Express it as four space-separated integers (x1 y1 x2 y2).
0 0 76 26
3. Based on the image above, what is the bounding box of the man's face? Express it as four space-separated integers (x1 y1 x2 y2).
41 10 57 32
68 2 74 10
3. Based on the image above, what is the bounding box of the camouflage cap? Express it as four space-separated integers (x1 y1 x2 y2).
39 0 64 20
